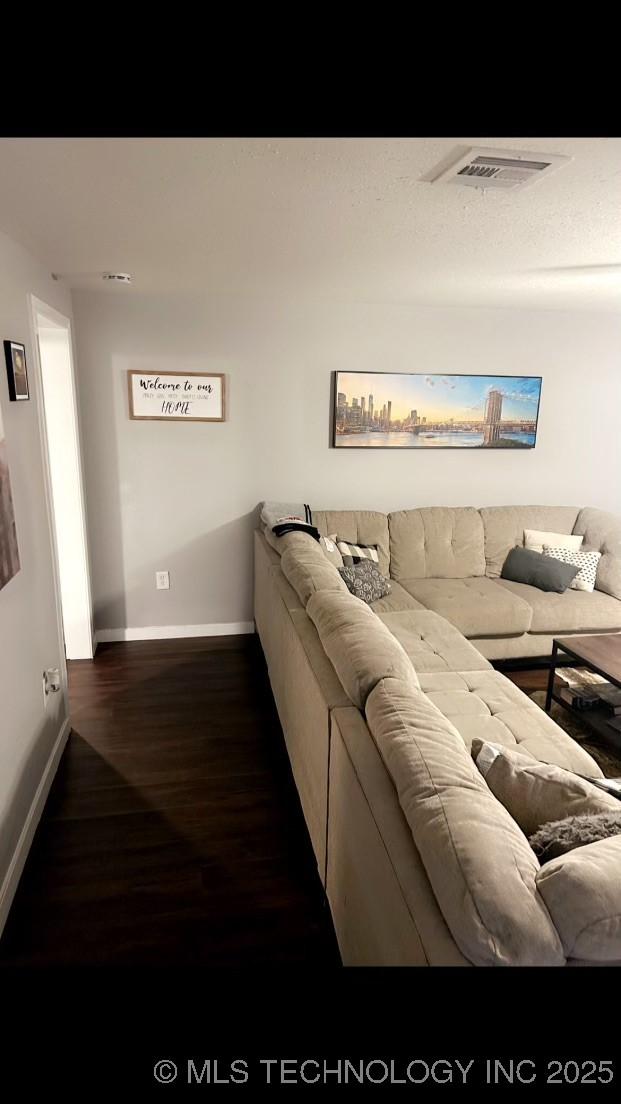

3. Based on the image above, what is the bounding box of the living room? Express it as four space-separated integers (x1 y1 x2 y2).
0 135 620 1080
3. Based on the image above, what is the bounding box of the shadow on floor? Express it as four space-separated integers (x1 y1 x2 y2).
0 635 340 968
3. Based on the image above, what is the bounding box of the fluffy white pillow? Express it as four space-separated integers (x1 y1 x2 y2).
524 529 583 555
543 546 602 592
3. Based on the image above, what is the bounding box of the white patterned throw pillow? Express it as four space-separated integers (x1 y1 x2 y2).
543 546 602 592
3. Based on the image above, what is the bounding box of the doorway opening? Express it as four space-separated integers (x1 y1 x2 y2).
30 296 94 660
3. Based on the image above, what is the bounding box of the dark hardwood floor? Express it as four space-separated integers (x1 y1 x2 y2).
505 668 549 694
0 635 340 967
0 641 579 969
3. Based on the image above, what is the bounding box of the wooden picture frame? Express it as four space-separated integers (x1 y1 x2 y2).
4 340 30 401
128 370 226 422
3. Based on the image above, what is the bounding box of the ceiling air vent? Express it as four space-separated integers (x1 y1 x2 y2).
430 147 570 192
102 272 133 284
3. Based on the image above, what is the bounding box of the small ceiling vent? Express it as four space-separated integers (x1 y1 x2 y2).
430 147 570 192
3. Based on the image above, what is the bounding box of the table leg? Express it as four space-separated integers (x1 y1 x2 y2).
545 642 558 712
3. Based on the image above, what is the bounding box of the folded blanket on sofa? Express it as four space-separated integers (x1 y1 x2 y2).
260 501 319 541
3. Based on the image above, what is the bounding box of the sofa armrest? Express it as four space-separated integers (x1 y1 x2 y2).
574 508 621 601
328 707 468 966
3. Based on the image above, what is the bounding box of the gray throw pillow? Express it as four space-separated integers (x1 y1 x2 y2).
501 546 579 593
339 561 391 604
530 810 621 863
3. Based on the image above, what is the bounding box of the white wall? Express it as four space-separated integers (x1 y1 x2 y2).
0 230 73 920
72 291 621 633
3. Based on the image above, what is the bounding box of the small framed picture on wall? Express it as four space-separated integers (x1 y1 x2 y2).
4 341 30 401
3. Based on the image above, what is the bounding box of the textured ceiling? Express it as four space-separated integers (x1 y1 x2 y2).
0 137 619 309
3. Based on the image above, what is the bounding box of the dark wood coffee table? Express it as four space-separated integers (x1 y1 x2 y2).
546 634 621 750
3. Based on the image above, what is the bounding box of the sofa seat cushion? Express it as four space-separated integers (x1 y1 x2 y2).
365 677 565 966
379 610 492 673
416 670 602 776
536 836 621 962
496 579 621 633
401 577 533 637
306 590 420 709
370 581 426 615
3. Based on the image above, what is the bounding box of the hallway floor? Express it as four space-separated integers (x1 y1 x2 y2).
0 635 340 966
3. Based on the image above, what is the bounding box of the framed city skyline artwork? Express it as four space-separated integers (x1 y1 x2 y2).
332 372 542 449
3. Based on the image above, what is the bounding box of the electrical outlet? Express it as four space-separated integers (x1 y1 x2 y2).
156 571 170 590
43 668 61 705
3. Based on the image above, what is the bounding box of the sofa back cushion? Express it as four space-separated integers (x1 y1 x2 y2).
388 507 485 580
281 537 348 607
365 676 565 966
536 836 621 962
313 510 390 577
480 506 580 578
573 507 621 601
306 590 419 709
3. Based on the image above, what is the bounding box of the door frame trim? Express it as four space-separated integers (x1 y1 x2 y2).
28 294 94 674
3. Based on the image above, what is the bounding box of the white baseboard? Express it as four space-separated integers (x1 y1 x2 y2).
95 622 255 644
0 715 70 936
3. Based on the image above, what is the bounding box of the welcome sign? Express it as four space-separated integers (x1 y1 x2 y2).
128 371 225 422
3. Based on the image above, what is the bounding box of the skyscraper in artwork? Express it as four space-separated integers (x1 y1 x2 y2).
483 388 503 445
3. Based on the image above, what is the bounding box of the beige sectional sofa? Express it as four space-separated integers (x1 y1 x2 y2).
313 505 621 660
254 505 621 966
